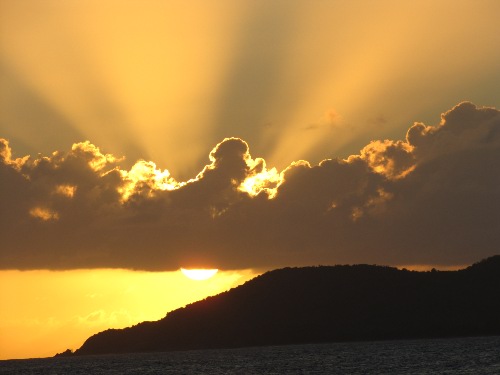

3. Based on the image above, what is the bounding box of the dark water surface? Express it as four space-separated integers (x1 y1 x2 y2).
2 336 499 374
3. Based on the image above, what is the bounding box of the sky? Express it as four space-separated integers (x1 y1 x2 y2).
1 0 500 360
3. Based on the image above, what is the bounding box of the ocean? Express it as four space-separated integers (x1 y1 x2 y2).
1 336 499 374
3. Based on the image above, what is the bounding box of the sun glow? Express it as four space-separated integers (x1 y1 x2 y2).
180 268 219 281
238 164 281 198
119 160 181 201
29 207 59 221
0 268 256 360
2 0 500 363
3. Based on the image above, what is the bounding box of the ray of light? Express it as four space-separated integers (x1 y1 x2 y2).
2 1 499 177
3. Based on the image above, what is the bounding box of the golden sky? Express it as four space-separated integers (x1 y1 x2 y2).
1 0 500 360
0 269 257 359
2 0 499 177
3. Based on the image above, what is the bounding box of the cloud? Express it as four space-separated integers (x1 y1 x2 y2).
1 102 499 270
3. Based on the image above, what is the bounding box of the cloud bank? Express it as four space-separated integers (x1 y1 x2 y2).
1 102 499 270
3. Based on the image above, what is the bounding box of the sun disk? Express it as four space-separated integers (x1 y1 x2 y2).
180 268 218 281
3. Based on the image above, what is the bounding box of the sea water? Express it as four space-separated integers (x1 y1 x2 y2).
1 336 499 374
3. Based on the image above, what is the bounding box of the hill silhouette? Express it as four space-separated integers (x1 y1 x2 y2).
69 256 500 356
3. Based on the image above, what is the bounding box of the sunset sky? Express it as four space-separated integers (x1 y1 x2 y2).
1 0 500 360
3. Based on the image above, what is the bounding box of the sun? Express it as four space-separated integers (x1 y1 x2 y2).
180 268 219 281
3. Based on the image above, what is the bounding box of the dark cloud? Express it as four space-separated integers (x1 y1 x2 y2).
1 102 499 270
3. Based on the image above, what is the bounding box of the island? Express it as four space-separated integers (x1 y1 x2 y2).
64 256 500 356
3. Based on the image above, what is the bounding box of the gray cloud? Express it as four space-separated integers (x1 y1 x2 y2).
1 102 499 270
